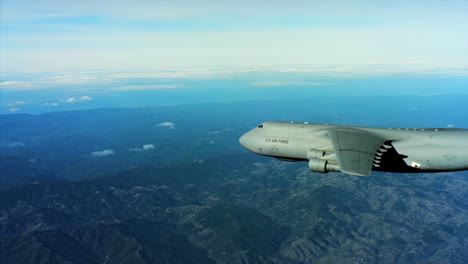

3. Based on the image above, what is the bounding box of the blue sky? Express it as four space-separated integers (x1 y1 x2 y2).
2 1 467 72
1 1 467 113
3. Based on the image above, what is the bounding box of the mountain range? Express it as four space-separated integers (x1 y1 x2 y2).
1 95 467 263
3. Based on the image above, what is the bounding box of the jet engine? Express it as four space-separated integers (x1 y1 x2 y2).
307 149 325 159
307 149 341 173
308 159 341 173
308 158 328 172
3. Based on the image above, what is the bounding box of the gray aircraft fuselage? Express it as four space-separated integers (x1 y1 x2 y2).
239 121 468 176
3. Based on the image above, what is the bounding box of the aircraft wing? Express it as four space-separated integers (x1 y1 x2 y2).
328 128 385 176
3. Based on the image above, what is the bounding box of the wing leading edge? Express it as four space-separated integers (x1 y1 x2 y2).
328 128 385 176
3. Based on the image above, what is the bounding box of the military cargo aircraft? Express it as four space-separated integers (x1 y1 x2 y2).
239 121 468 176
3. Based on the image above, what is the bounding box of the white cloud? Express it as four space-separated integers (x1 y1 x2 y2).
207 128 234 135
111 84 182 91
60 95 93 103
129 144 155 152
0 71 114 91
249 81 333 87
143 144 155 150
0 81 39 90
3 1 465 22
0 77 100 91
7 101 26 106
208 140 216 144
9 108 20 112
3 28 467 73
157 122 176 129
400 61 426 65
91 149 114 157
43 102 59 107
1 63 467 95
1 81 20 86
0 141 25 147
60 97 76 103
79 95 92 101
2 1 468 73
446 124 454 128
129 147 143 152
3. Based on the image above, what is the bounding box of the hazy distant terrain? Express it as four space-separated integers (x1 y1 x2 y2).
1 95 467 264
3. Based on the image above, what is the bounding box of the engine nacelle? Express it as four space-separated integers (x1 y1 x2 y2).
308 159 341 173
308 159 328 172
307 149 325 160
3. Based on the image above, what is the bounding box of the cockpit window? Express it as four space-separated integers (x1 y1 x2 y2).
257 125 263 128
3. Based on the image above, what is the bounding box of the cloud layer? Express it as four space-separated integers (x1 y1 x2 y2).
1 2 467 72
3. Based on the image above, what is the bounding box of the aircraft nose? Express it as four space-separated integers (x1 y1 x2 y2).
239 133 248 148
